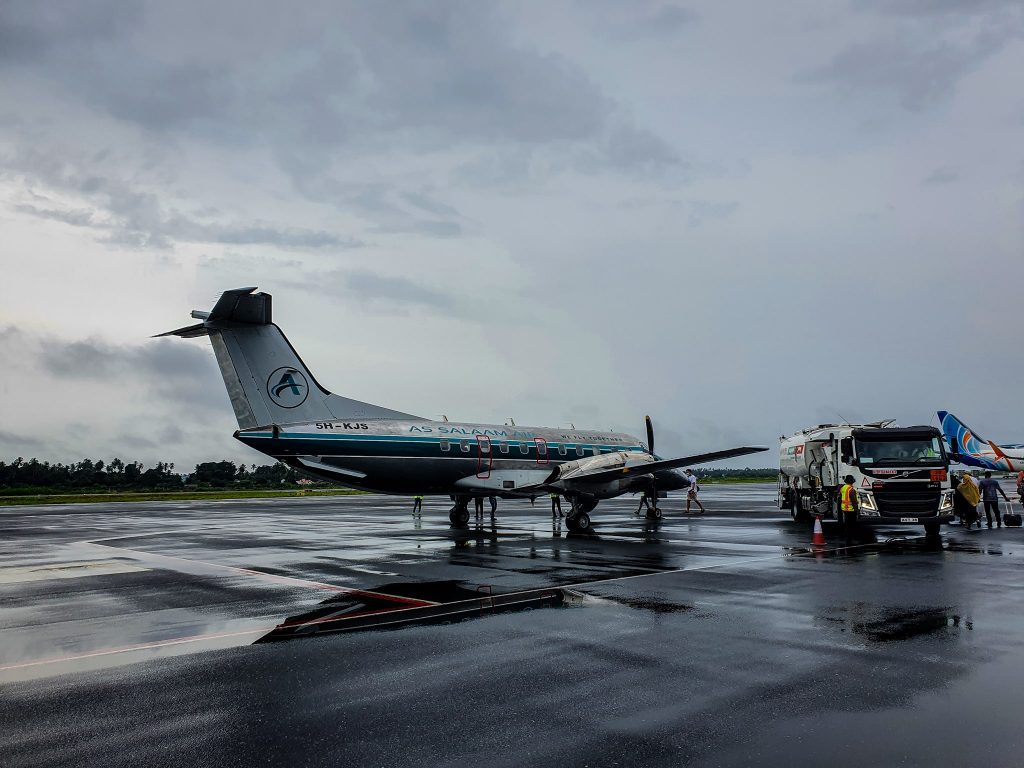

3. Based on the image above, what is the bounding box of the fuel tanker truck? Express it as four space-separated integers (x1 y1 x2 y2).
778 421 954 535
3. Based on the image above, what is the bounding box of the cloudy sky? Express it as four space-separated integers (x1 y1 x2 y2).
1 0 1022 470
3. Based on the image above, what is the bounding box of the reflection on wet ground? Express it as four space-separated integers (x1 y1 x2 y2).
5 485 1024 766
818 604 973 642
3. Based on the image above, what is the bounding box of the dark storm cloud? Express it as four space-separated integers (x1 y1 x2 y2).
0 329 227 413
800 1 1023 111
0 1 139 64
4 150 361 250
0 1 678 174
0 429 49 454
800 38 987 111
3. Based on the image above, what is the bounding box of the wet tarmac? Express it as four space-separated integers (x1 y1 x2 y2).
3 485 1024 766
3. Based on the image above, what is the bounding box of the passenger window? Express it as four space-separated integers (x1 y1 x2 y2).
520 442 529 455
558 444 567 456
499 442 509 454
461 440 471 452
575 445 584 456
440 439 450 452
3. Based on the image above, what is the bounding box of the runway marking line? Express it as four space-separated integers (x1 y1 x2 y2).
2 529 923 676
85 540 437 607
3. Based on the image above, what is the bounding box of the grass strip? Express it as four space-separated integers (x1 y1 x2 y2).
0 488 364 506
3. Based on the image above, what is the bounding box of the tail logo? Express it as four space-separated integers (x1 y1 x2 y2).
267 367 309 408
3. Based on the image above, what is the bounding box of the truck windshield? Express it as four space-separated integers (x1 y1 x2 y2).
855 438 945 465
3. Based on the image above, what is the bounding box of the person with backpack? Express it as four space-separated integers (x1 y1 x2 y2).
685 469 705 515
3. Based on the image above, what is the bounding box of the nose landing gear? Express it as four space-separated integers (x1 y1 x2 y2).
564 496 597 533
448 497 470 526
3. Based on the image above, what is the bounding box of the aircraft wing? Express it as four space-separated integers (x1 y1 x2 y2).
563 446 768 485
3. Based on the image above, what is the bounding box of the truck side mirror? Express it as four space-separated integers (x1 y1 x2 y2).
840 437 853 463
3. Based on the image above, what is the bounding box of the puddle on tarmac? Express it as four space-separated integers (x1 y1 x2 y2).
596 594 695 615
818 605 972 643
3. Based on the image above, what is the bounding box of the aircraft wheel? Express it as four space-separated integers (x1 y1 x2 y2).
449 507 470 526
649 507 663 520
573 512 592 532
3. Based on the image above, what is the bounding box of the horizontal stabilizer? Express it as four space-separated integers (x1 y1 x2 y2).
154 322 209 339
154 287 269 338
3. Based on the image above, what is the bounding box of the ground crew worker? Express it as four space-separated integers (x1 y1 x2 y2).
488 495 497 518
839 474 858 541
979 471 1010 528
550 492 562 517
474 496 484 520
636 493 651 516
412 495 423 516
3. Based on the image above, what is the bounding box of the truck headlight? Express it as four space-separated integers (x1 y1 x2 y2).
858 491 877 512
939 490 954 512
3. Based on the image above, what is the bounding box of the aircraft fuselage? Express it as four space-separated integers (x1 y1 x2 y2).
236 418 689 497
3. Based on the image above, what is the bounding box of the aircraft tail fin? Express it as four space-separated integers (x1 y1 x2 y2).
157 287 422 429
938 410 1002 468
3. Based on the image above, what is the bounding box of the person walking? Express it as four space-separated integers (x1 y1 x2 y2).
636 493 651 516
1016 470 1024 502
839 474 859 542
685 470 705 515
957 472 981 529
978 471 1010 528
412 495 423 516
488 495 497 518
474 496 484 520
550 492 562 517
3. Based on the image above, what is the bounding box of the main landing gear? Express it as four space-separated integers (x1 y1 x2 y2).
448 497 470 526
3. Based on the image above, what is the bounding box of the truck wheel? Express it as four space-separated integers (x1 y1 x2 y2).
791 496 810 523
924 522 941 538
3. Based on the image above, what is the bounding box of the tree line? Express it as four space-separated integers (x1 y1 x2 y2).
0 457 309 494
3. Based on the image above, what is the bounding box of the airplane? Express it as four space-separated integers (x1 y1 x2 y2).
938 411 1024 472
159 287 767 532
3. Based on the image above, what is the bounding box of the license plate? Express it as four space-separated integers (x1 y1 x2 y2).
900 517 919 523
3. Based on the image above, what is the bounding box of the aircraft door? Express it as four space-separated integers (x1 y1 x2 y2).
535 438 548 465
476 435 492 479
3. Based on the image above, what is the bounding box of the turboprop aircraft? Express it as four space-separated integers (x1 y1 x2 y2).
938 411 1024 472
160 287 767 532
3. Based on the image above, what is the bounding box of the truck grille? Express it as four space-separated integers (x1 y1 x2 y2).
875 485 940 516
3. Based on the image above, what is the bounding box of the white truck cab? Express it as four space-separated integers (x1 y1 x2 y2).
778 421 954 535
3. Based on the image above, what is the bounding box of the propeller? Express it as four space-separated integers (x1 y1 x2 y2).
643 415 659 517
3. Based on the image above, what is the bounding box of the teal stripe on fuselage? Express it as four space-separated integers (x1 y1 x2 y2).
243 432 643 451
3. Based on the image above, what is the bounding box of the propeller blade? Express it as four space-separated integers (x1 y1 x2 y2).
645 415 655 456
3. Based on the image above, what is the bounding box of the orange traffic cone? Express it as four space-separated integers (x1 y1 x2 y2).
811 514 826 547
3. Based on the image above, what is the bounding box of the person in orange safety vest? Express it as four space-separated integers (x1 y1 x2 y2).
839 474 859 541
